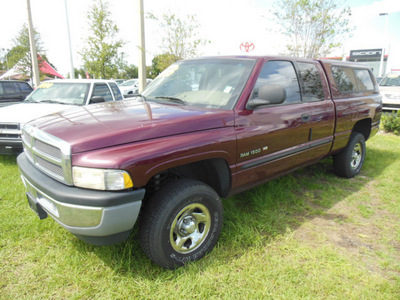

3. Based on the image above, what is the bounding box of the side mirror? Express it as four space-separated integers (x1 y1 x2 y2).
247 84 286 109
90 96 105 104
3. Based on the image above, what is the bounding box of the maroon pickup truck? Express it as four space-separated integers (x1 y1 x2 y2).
17 56 382 269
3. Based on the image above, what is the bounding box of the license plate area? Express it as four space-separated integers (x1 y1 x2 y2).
26 193 48 220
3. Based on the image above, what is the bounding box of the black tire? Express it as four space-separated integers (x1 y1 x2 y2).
138 179 223 269
333 132 366 178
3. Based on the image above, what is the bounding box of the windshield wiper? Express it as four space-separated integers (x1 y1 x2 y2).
39 100 69 105
154 96 186 105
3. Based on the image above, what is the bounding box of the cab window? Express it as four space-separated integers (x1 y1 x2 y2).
297 62 325 101
251 60 301 104
93 84 113 102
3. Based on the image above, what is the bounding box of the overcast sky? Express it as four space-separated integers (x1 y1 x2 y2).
1 0 400 76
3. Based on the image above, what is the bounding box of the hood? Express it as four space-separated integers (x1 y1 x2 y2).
29 99 235 153
0 103 75 124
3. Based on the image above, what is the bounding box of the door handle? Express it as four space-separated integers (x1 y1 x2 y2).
301 113 310 122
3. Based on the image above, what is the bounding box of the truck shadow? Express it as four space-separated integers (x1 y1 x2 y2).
73 145 397 277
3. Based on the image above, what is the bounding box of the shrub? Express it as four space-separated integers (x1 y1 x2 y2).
381 111 400 135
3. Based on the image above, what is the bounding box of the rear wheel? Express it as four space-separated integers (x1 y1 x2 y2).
333 132 366 178
139 179 223 269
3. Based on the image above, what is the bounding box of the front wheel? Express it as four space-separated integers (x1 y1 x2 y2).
138 179 223 269
333 132 366 178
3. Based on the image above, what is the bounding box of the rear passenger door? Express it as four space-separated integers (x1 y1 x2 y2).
296 61 335 163
235 60 312 189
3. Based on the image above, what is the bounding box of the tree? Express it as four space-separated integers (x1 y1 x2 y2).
273 0 352 58
8 24 45 79
148 53 180 78
80 0 125 79
148 12 210 61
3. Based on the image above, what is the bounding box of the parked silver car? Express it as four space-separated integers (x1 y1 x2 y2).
379 74 400 111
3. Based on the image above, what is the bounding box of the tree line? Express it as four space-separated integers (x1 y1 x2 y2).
0 0 352 81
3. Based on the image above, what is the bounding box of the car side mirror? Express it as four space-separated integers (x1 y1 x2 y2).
90 96 106 104
247 84 286 109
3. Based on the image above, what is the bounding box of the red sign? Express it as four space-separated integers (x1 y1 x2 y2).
240 42 255 53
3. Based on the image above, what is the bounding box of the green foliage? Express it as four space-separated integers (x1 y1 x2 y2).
273 0 353 58
148 52 180 78
381 111 400 135
148 12 210 61
8 24 45 78
80 0 125 79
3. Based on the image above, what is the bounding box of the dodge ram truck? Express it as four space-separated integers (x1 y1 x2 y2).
17 56 382 269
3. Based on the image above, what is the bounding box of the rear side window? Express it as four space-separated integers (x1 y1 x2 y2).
3 82 17 94
297 62 325 101
0 83 3 94
354 69 374 91
109 82 124 100
93 84 113 102
252 60 301 104
18 82 32 92
331 66 357 93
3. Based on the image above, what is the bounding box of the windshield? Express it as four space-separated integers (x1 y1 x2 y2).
142 58 256 110
25 82 90 105
380 75 400 87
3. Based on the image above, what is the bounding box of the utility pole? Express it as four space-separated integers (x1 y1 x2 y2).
378 13 389 77
138 0 146 93
64 0 75 79
26 0 40 87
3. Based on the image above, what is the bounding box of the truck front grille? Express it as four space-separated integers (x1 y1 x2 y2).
22 124 73 185
0 123 21 140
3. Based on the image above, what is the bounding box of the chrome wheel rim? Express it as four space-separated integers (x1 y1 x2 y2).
350 142 363 170
170 203 211 254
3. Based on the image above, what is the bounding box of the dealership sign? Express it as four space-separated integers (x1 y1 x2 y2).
350 49 383 59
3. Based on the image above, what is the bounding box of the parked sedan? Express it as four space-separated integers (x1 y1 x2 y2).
379 74 400 111
119 79 153 97
0 79 123 155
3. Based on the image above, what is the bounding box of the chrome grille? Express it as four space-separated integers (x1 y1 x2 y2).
35 139 62 160
22 123 72 185
0 123 21 140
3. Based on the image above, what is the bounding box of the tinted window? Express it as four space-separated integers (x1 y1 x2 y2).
18 82 32 92
93 84 113 102
0 83 3 94
252 60 301 104
354 69 374 91
332 66 357 93
109 82 123 100
297 62 324 101
3 82 16 94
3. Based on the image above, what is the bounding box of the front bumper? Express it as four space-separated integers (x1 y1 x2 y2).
17 153 145 245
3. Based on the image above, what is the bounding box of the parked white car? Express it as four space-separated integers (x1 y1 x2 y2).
379 74 400 111
0 79 123 155
119 79 153 97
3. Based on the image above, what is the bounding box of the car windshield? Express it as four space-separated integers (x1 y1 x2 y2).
379 75 400 87
142 58 256 110
25 82 90 105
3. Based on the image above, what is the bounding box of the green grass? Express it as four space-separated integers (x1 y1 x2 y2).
1 132 400 299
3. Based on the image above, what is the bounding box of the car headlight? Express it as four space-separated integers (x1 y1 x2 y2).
72 167 133 190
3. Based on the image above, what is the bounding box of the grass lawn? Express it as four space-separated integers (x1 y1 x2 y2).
1 132 399 299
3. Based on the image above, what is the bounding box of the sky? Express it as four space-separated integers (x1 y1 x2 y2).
0 0 400 77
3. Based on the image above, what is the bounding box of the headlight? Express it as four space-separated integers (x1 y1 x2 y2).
72 167 133 190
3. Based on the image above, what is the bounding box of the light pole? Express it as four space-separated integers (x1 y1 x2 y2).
138 0 146 93
64 0 75 79
378 13 388 77
26 0 40 87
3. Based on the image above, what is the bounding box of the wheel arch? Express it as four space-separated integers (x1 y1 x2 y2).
352 118 372 141
145 157 232 198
